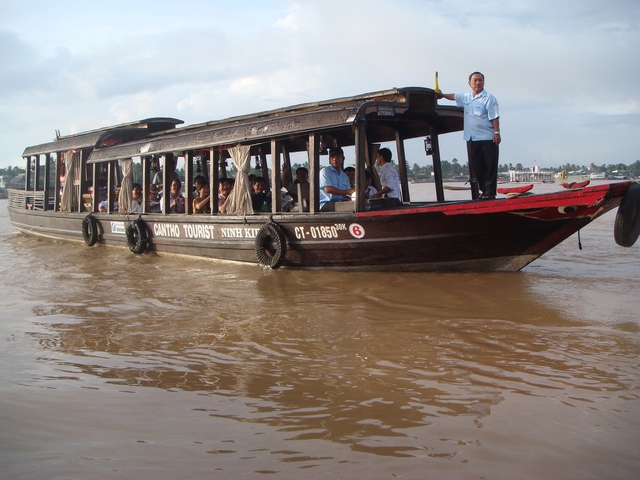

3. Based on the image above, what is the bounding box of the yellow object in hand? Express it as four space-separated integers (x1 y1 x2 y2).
434 71 441 93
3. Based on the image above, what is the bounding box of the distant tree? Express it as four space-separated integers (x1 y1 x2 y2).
0 165 26 177
133 162 142 183
626 160 640 176
451 158 463 176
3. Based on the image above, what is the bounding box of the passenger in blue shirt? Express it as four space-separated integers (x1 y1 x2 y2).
439 72 501 199
319 147 355 211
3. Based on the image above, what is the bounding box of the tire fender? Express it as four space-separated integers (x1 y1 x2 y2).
81 214 99 246
126 219 149 254
615 183 640 247
254 222 287 269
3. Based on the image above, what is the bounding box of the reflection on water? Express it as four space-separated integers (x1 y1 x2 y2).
1 196 640 479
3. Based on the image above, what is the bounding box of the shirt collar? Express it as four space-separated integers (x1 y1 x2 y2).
472 89 487 99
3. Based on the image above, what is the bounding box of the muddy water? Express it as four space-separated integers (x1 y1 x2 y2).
1 184 639 479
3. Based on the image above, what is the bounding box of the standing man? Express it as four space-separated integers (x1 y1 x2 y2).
319 147 355 211
439 72 501 199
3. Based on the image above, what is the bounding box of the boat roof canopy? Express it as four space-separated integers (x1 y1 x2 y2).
20 87 462 162
22 118 184 157
87 87 462 163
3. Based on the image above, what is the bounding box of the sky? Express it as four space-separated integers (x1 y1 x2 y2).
0 0 638 170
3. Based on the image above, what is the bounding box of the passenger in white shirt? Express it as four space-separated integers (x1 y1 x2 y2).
161 179 185 213
371 148 401 200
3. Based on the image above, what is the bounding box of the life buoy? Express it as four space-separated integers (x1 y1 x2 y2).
126 219 149 254
81 214 98 246
255 222 287 269
614 183 640 247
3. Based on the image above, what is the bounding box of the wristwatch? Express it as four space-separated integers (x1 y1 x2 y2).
494 131 500 135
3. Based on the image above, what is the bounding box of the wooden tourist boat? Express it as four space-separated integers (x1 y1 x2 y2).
7 87 640 271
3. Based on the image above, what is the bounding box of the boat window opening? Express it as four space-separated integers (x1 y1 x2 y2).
94 160 117 213
170 154 186 215
49 152 60 212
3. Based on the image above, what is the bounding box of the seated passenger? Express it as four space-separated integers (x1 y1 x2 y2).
295 167 309 185
364 170 377 199
282 164 309 201
344 166 355 189
151 156 179 192
193 175 206 198
130 183 143 213
371 148 402 200
99 189 119 212
149 189 161 213
251 176 271 212
218 177 234 214
282 164 309 188
281 163 293 191
319 147 354 212
193 182 211 214
161 179 185 213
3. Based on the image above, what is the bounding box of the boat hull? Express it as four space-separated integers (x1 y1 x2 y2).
8 182 630 272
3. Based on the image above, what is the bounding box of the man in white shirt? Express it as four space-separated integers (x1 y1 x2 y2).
161 179 185 213
371 148 401 200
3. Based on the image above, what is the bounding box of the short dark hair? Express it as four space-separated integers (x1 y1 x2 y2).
469 71 484 81
378 148 392 163
296 167 308 175
344 166 355 172
328 147 344 157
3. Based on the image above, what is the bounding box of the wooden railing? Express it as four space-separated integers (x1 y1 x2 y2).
8 189 51 210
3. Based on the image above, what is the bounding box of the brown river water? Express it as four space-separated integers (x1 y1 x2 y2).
1 182 639 479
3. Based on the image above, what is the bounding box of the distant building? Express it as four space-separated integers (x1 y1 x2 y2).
509 164 554 183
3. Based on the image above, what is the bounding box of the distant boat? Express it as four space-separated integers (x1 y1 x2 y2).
7 87 640 271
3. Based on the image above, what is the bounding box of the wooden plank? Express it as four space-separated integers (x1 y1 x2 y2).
355 123 366 212
43 153 51 211
142 156 151 213
210 147 219 215
308 132 319 213
185 151 194 214
271 139 282 213
395 131 410 202
431 128 445 202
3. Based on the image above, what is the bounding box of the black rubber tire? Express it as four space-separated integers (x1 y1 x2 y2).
254 222 287 269
126 219 149 254
614 183 640 247
81 214 99 246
